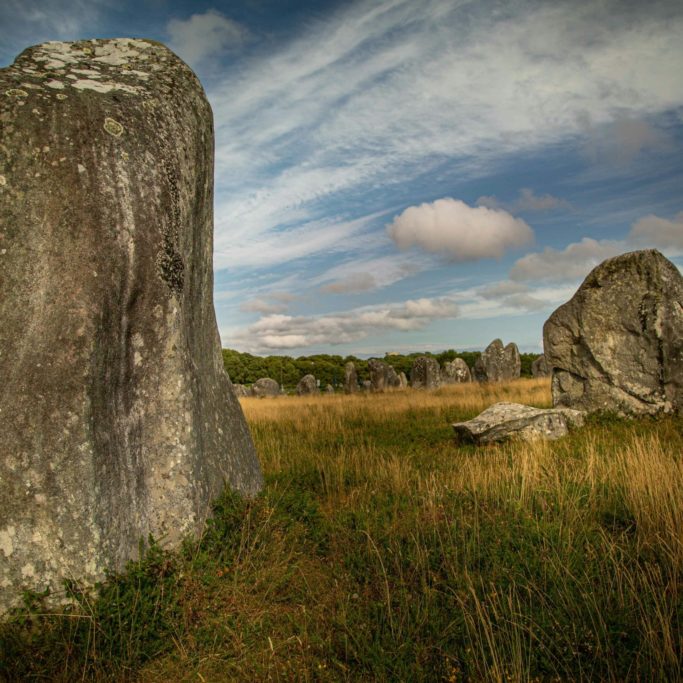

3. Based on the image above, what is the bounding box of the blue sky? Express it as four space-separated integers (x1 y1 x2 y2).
3 0 683 356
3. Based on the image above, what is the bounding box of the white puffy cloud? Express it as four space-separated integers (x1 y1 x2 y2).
387 198 533 261
629 211 683 250
231 297 459 351
167 10 246 68
509 238 625 283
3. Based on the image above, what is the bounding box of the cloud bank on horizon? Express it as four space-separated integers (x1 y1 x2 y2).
2 0 682 356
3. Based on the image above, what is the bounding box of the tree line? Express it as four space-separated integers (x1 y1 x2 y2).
222 348 538 389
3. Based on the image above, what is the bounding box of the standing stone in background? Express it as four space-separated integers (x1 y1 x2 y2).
473 339 521 382
410 356 441 389
398 372 408 389
344 362 359 394
531 355 549 378
362 380 373 392
385 364 402 389
544 249 683 416
0 39 263 612
442 358 472 384
368 359 385 391
232 383 252 397
296 374 319 395
252 378 280 397
325 384 334 394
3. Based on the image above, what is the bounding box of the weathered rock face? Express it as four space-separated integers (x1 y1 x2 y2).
344 362 359 394
544 249 683 415
296 374 319 396
410 356 441 389
368 359 401 392
0 39 263 612
252 378 280 397
531 355 549 378
452 402 585 445
473 339 521 382
398 372 408 389
232 384 252 398
385 364 402 389
442 358 472 384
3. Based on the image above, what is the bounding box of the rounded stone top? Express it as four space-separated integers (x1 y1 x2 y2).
2 38 203 104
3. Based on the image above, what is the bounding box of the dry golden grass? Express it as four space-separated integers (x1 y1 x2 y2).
5 378 680 682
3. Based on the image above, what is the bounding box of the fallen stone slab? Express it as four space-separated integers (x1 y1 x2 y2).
452 402 585 445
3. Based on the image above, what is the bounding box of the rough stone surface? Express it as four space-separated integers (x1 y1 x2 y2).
325 384 334 394
0 39 263 612
452 402 585 445
344 362 359 394
531 355 549 378
544 249 683 415
410 356 441 389
232 384 252 398
362 380 372 392
368 359 401 392
442 358 472 384
473 339 521 382
252 378 280 398
296 374 319 396
398 372 408 389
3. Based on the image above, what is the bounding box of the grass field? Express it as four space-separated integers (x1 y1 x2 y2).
2 378 682 681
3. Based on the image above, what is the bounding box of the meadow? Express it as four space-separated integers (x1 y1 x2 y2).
1 379 681 681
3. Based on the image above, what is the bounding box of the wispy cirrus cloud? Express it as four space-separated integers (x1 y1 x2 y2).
477 188 571 213
207 0 683 273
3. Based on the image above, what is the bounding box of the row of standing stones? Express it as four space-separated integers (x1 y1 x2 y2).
1 38 682 612
233 338 551 397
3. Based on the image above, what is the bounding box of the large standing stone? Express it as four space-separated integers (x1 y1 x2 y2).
531 355 549 378
252 378 280 397
0 39 263 612
410 356 441 389
452 402 585 445
344 362 359 394
296 374 319 396
544 249 683 415
473 339 521 382
442 358 472 384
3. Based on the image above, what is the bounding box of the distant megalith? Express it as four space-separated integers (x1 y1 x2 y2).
252 378 280 397
410 356 441 389
0 39 263 612
544 249 683 415
368 359 401 392
531 355 549 378
473 339 521 382
442 358 472 384
398 372 408 389
344 362 359 394
296 374 319 395
232 384 252 397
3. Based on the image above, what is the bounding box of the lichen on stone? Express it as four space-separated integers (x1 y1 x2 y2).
103 117 124 137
